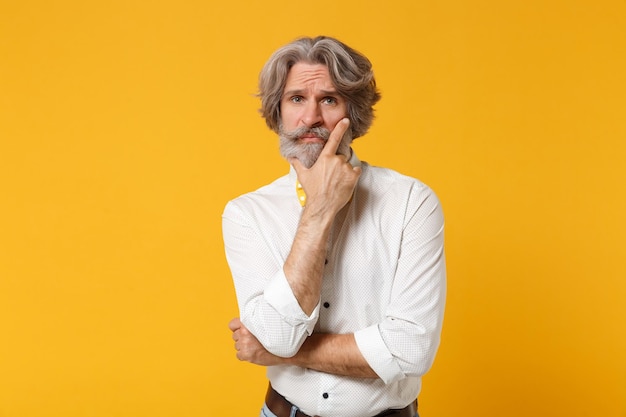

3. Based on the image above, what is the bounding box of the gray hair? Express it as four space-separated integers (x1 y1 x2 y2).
258 36 381 139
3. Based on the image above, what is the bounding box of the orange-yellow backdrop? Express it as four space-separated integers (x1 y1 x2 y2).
1 0 625 416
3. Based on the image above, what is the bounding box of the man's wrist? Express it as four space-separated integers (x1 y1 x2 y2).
301 200 338 229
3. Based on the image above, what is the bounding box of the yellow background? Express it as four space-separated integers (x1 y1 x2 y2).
1 0 625 416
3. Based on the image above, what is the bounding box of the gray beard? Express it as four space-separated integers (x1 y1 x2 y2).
278 124 352 168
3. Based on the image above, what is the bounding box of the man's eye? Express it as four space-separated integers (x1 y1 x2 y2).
291 96 303 103
323 97 337 105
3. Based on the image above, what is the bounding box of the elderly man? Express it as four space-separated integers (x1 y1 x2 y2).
223 36 446 417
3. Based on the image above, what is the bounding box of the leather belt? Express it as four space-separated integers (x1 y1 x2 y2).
265 384 417 417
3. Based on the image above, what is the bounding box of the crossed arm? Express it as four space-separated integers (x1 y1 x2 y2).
229 318 377 378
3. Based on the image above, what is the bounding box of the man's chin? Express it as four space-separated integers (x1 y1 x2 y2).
287 155 318 169
280 143 324 169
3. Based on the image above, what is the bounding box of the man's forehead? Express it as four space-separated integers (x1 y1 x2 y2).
285 63 336 90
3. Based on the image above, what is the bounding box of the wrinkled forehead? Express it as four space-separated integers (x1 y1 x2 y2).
284 63 337 92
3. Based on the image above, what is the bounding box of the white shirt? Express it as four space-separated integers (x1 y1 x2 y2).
222 152 446 417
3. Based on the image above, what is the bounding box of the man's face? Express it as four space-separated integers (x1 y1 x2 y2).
279 63 350 168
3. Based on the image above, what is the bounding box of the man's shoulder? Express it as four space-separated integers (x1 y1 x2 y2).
223 173 292 213
361 162 443 220
362 162 430 191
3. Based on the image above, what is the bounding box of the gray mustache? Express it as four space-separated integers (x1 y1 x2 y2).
282 126 331 141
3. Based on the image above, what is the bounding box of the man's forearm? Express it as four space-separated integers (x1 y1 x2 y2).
285 333 378 379
283 203 334 316
231 318 378 379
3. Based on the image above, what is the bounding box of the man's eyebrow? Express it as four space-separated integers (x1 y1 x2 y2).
282 89 340 97
282 89 304 97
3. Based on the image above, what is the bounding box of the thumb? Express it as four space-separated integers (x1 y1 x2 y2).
228 317 241 332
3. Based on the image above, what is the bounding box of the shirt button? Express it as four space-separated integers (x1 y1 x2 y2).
322 393 329 399
323 302 330 308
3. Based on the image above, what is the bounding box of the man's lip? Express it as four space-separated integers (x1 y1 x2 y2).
299 135 324 142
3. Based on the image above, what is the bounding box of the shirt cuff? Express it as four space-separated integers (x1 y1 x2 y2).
264 268 319 335
354 324 404 384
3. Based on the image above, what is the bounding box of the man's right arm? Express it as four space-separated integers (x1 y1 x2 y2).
284 118 360 315
224 119 360 357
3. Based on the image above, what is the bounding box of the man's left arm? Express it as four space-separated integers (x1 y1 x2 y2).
230 317 377 378
354 185 446 383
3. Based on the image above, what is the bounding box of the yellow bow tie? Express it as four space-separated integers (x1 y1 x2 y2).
296 180 306 207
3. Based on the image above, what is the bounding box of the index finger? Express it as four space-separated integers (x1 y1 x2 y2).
321 118 350 157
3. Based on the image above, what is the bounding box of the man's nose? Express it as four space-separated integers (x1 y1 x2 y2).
301 102 323 128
